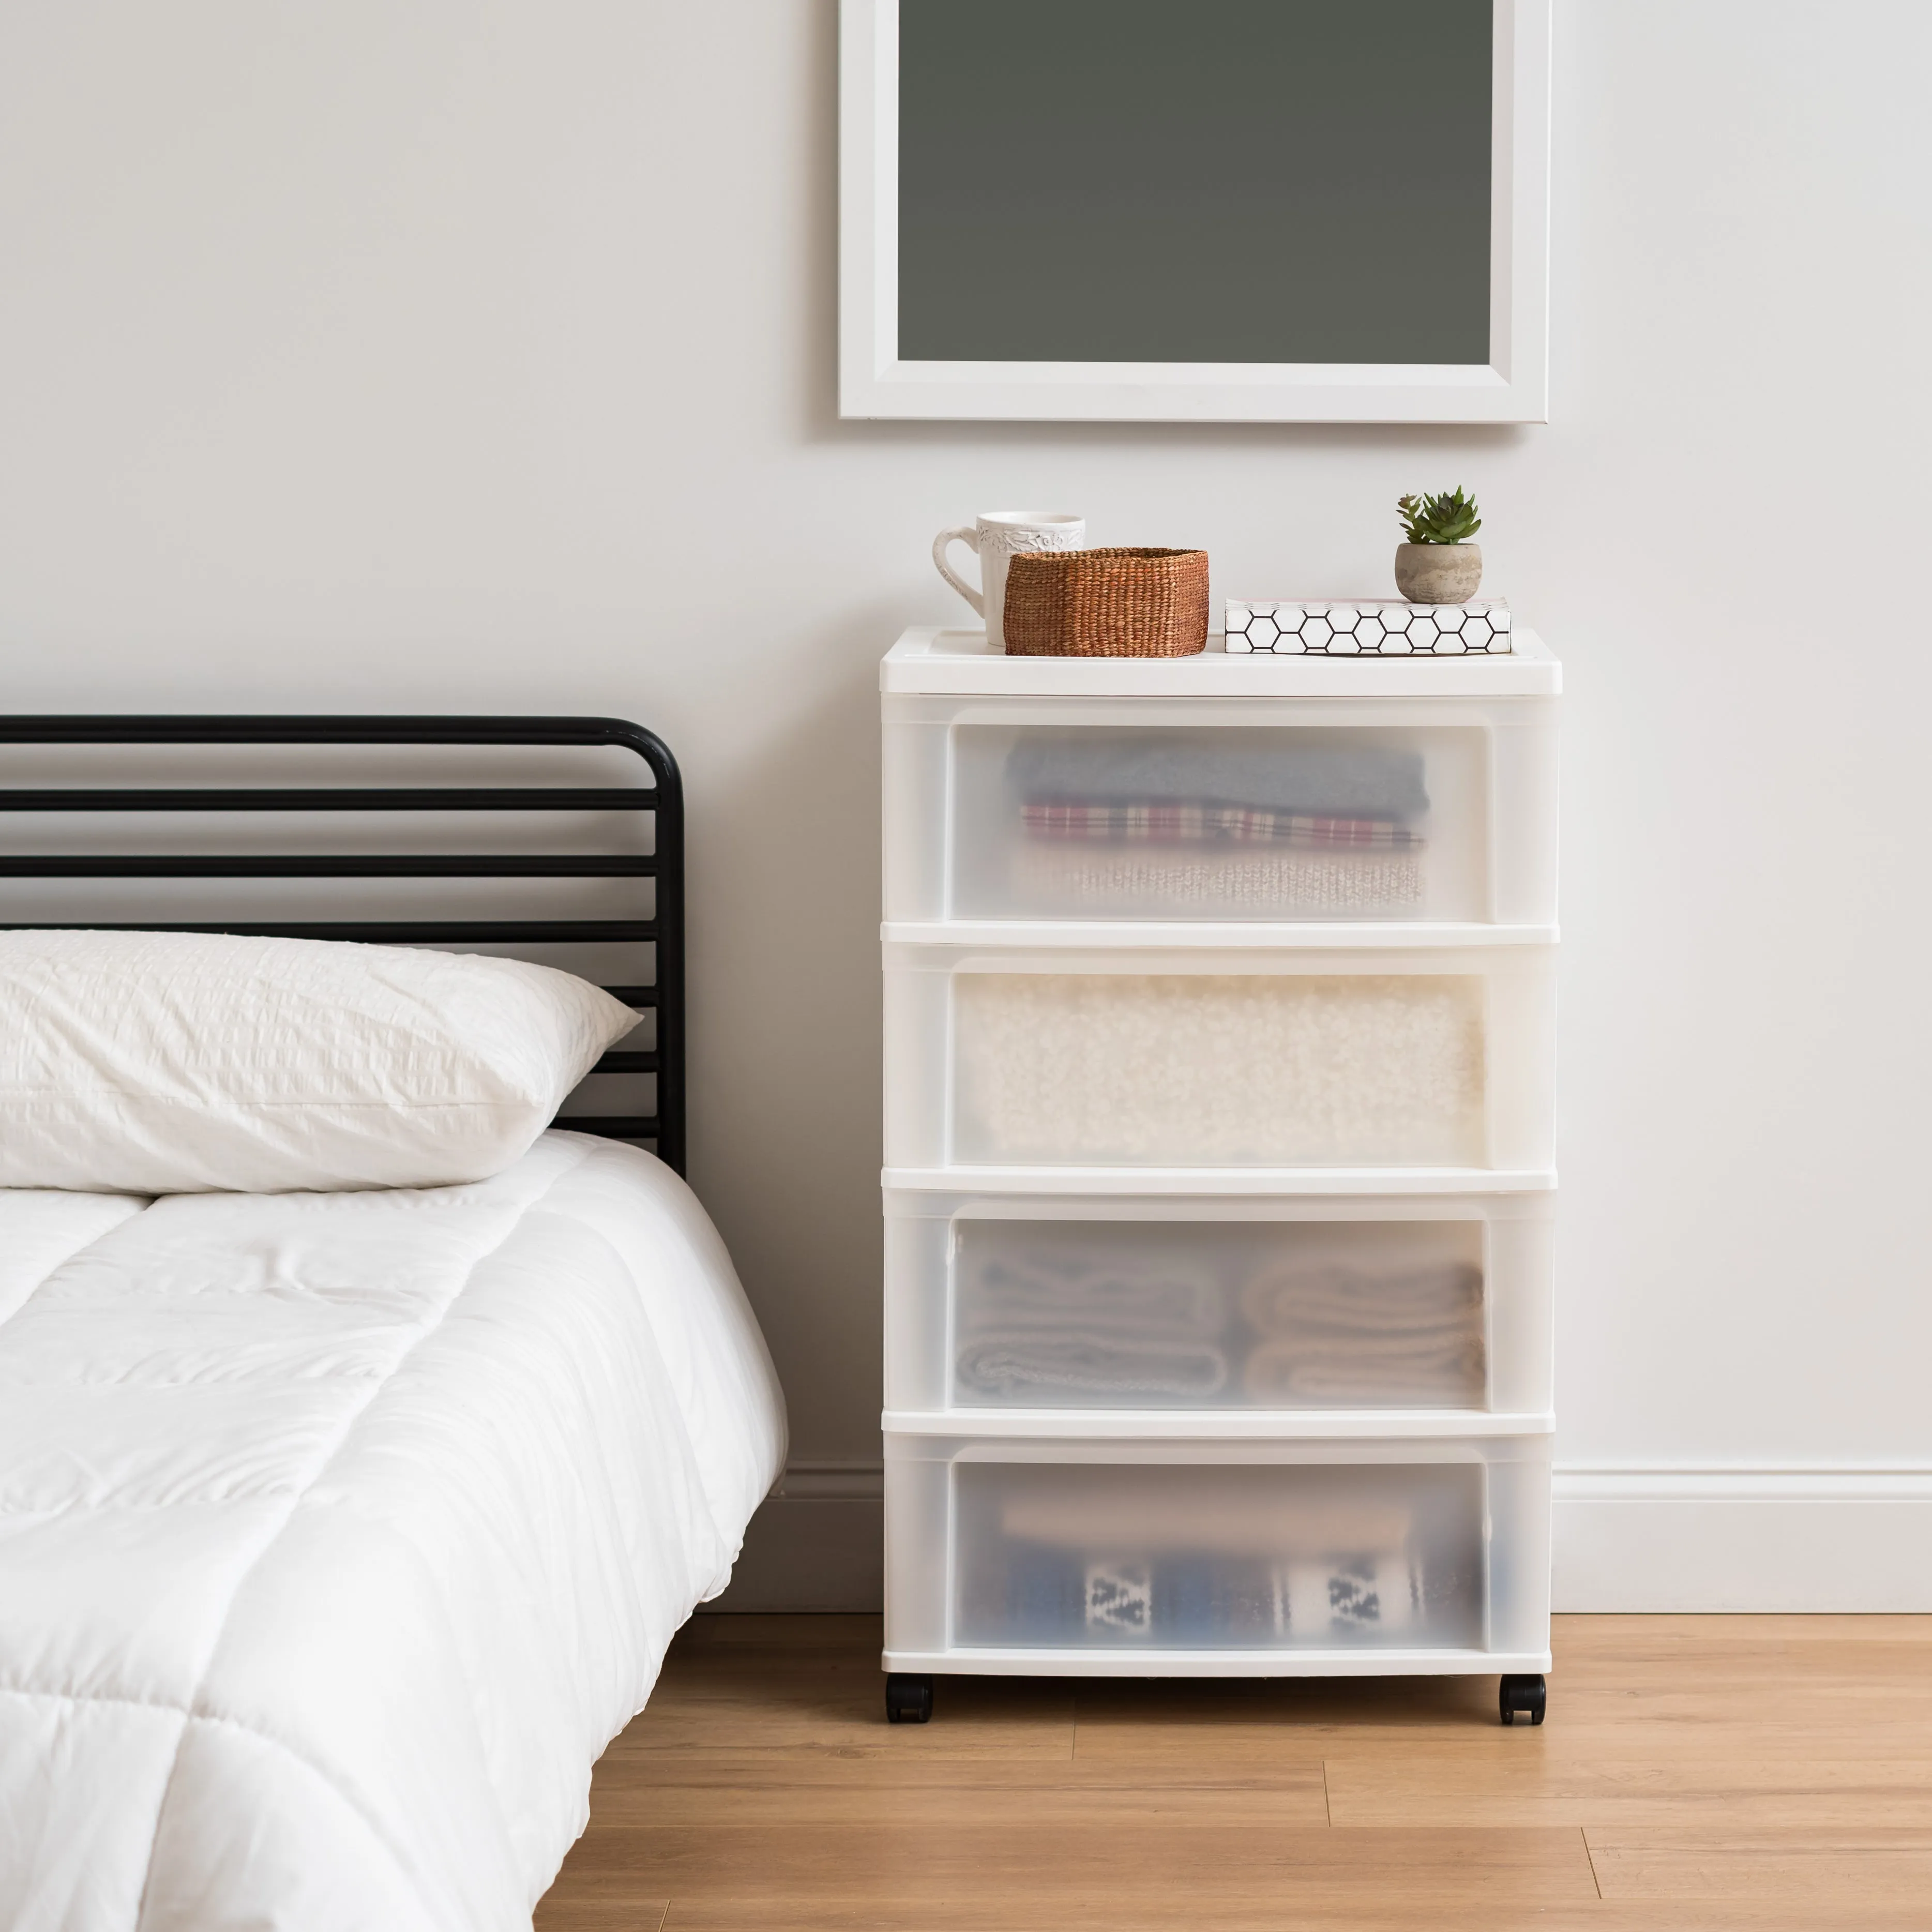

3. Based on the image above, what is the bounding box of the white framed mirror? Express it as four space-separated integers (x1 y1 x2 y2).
839 0 1550 424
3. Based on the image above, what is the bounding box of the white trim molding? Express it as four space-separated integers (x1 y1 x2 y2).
1554 1464 1932 1613
702 1461 886 1612
839 0 1552 424
711 1459 1932 1616
766 1459 887 1502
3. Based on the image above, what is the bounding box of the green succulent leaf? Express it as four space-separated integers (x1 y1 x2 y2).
1397 486 1483 545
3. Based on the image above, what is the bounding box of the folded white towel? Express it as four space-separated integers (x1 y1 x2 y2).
957 1329 1231 1402
966 1252 1226 1338
1243 1336 1484 1405
1234 1260 1485 1403
1241 1261 1483 1336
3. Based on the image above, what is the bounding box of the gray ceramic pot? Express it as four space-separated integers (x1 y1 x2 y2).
1395 542 1483 604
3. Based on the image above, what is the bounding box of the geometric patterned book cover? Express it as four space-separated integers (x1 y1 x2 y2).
1226 599 1513 655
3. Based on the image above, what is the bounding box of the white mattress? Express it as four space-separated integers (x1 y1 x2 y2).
0 1131 787 1932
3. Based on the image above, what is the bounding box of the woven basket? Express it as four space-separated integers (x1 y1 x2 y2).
1001 547 1210 658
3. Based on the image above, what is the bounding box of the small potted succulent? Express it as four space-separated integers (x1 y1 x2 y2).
1395 487 1483 603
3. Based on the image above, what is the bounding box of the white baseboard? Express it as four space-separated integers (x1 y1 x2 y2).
701 1461 885 1612
703 1461 1932 1615
1552 1466 1932 1612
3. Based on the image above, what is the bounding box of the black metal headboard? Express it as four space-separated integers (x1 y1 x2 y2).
0 715 685 1174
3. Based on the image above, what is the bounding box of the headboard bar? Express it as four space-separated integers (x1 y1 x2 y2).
0 714 685 1176
0 789 658 811
0 857 657 877
0 920 657 940
0 714 668 748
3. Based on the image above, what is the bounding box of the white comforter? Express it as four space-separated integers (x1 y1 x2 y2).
0 1132 787 1931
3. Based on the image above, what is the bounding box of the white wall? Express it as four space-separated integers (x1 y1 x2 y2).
4 2 1929 1608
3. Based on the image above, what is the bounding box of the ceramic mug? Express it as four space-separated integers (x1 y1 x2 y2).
933 512 1085 651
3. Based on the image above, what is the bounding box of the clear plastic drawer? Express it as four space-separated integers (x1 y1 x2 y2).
881 940 1557 1176
883 1190 1554 1417
882 696 1559 928
883 1433 1552 1668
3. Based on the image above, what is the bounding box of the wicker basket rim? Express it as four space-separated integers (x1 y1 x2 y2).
1008 546 1204 565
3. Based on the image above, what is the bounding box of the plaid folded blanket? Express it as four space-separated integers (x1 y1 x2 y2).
1021 798 1424 850
1014 842 1426 913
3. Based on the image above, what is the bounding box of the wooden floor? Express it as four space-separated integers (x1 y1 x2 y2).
536 1613 1932 1931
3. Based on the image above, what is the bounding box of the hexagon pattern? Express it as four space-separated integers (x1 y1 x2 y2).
1225 600 1513 655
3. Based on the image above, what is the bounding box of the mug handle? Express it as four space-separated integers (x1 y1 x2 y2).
932 527 984 616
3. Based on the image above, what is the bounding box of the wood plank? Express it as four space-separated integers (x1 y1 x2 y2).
533 1896 667 1932
611 1633 1076 1760
593 1747 1322 1795
578 1769 1329 1829
1586 1827 1932 1903
535 1613 1932 1932
1327 1756 1932 1828
1069 1677 1503 1773
594 1822 1597 1929
658 1903 1926 1932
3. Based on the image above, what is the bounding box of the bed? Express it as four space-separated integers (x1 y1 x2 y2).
0 717 787 1931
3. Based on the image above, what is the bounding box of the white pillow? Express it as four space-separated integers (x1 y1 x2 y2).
0 930 640 1193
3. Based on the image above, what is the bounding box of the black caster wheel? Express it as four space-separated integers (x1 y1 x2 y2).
885 1672 934 1724
1499 1673 1547 1726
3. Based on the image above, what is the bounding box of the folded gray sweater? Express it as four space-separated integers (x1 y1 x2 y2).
1007 735 1429 820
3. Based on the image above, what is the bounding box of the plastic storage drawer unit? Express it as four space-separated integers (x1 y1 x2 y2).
883 692 1558 929
882 1188 1555 1421
882 939 1557 1180
882 1432 1553 1676
879 629 1562 1728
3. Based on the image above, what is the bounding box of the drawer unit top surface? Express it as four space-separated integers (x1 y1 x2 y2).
883 627 1562 698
